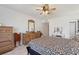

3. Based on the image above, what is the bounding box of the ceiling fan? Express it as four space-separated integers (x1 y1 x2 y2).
36 4 56 15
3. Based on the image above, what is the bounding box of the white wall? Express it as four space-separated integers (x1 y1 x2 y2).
48 10 79 38
0 6 41 33
1 5 79 39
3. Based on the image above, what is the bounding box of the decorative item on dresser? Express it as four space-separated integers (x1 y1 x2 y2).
0 26 14 54
14 33 21 47
22 31 42 44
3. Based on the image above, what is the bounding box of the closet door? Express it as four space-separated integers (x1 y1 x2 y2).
69 21 76 38
41 22 49 36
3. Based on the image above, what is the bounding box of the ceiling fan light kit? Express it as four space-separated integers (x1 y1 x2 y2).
36 4 56 15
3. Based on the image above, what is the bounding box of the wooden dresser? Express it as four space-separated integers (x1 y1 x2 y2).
22 31 42 44
0 26 14 54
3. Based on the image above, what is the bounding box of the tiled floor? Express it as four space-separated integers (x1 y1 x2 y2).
3 45 28 55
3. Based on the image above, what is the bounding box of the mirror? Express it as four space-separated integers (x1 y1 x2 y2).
28 20 35 32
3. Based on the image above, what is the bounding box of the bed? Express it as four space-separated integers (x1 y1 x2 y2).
27 36 79 55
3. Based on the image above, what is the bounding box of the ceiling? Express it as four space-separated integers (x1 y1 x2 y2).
1 4 79 19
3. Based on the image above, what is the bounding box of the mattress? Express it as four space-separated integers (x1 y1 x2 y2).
28 36 79 55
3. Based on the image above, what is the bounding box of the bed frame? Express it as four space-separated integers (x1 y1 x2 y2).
27 47 41 55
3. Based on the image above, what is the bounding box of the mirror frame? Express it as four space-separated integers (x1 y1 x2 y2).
28 20 35 32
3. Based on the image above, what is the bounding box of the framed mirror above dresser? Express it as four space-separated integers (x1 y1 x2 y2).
28 20 35 32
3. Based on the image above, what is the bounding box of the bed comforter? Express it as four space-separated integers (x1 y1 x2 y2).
28 36 79 55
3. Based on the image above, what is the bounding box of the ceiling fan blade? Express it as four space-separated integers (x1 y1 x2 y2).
36 9 41 10
51 8 56 10
40 12 43 15
47 12 50 14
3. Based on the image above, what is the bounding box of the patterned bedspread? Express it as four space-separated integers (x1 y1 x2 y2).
28 36 79 55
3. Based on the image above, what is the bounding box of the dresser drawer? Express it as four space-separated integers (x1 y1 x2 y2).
0 27 12 33
0 33 13 38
